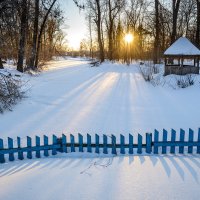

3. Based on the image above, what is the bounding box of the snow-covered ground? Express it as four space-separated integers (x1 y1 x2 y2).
0 153 200 200
1 58 200 200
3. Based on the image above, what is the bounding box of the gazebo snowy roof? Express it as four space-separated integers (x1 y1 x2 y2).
164 37 200 56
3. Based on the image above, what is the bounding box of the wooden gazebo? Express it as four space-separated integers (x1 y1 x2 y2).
164 37 200 75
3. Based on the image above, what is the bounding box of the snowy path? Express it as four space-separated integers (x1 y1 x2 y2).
1 59 200 139
1 59 200 200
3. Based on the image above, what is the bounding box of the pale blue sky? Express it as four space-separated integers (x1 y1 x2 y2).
60 0 87 50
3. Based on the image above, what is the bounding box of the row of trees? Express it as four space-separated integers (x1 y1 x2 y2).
1 0 200 70
0 0 66 72
75 0 200 64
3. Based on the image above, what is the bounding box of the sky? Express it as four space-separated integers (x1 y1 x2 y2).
60 0 88 50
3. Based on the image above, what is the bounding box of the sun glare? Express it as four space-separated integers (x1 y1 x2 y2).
124 33 133 43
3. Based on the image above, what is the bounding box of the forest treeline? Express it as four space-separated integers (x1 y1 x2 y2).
1 0 200 72
0 0 66 72
75 0 200 64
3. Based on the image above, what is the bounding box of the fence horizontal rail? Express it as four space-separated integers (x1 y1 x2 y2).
0 128 200 163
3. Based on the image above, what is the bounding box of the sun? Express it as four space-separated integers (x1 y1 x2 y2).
124 33 134 43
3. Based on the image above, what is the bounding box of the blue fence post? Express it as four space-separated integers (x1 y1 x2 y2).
120 135 125 154
95 134 100 154
103 135 108 154
35 136 41 158
170 129 176 154
188 129 194 154
78 134 83 152
162 129 167 154
8 137 14 161
111 135 117 154
62 134 67 153
154 130 159 154
70 134 75 152
137 134 142 154
44 135 49 157
0 138 5 163
52 135 57 155
179 129 185 154
17 137 24 160
197 128 200 154
146 133 152 154
27 136 32 159
87 134 92 153
129 134 133 154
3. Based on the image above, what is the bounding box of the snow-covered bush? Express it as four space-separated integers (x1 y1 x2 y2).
139 62 160 82
176 74 195 88
0 72 25 113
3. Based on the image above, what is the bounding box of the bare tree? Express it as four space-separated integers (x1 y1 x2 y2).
154 0 160 64
34 0 57 68
95 0 105 62
196 0 200 47
28 0 39 70
17 0 28 72
171 0 181 44
105 0 125 60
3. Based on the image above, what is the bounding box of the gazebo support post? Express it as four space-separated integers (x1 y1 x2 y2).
197 57 199 68
181 57 183 67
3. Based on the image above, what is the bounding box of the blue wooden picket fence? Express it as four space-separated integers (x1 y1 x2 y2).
0 128 200 163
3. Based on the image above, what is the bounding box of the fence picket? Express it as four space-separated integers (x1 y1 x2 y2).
162 129 167 154
129 134 133 154
17 137 24 160
27 136 32 159
111 135 117 154
146 133 152 154
197 128 200 154
87 134 92 153
179 129 185 154
52 135 57 155
35 136 41 158
70 134 75 152
8 137 14 161
103 135 108 154
44 135 49 157
120 135 125 154
78 134 83 152
62 134 67 153
188 129 194 154
0 139 5 163
95 134 99 154
170 129 176 154
154 130 159 154
137 134 142 154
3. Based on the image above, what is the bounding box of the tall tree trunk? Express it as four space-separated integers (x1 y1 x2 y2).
154 0 159 64
196 0 200 47
17 0 28 72
171 0 181 45
88 13 93 58
108 0 113 60
0 57 3 69
96 0 104 63
28 0 39 70
34 0 57 68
